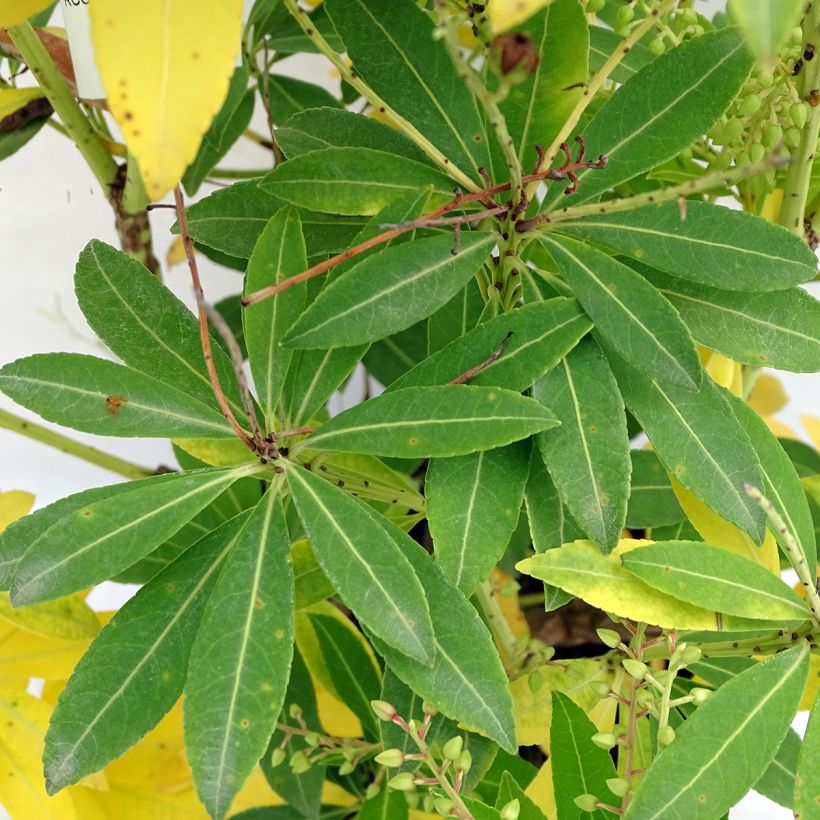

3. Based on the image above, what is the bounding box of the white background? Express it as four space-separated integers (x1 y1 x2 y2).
0 1 816 818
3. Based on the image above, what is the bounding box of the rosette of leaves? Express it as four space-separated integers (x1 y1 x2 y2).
1 0 820 818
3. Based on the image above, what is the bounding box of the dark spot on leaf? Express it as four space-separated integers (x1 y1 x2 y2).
106 395 127 416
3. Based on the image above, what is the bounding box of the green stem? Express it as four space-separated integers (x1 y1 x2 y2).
0 408 154 480
620 623 647 812
281 0 479 193
476 580 518 663
7 20 117 190
779 1 820 235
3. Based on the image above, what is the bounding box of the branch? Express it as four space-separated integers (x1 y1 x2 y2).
449 331 512 384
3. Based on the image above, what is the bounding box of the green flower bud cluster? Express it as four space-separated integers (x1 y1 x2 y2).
610 0 703 45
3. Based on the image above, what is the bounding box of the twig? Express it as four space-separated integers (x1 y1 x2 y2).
449 332 513 384
173 187 256 451
380 205 508 231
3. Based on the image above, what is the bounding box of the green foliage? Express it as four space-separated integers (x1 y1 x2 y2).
2 1 819 818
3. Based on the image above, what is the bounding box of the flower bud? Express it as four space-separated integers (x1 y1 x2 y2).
442 735 464 761
338 761 356 776
405 792 421 809
587 0 606 12
590 680 611 698
422 701 439 717
457 750 473 773
636 688 655 708
758 70 775 88
290 750 311 774
375 748 406 768
289 703 302 720
749 142 766 163
763 123 784 147
304 732 319 747
691 687 712 705
658 724 676 747
591 732 617 750
365 783 381 800
679 645 702 665
370 700 397 722
597 628 622 648
722 118 744 144
786 126 802 148
649 36 665 56
422 794 434 813
616 5 634 27
388 772 416 792
607 777 631 798
574 794 600 812
791 101 809 129
622 659 648 680
500 798 521 820
528 670 544 693
270 748 286 768
434 797 455 816
541 644 556 662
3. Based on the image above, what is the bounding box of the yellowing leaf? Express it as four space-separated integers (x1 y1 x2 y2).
748 374 788 417
89 0 243 200
0 489 35 531
0 86 45 120
0 621 92 680
490 0 553 34
0 0 53 27
492 568 529 640
525 759 557 819
702 350 742 397
172 437 256 467
799 653 820 711
670 478 780 575
509 659 610 746
164 235 187 268
803 415 820 451
0 592 100 640
766 417 799 439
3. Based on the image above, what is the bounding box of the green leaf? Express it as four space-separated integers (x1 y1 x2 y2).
550 691 617 820
292 540 335 610
75 240 246 417
11 466 249 605
183 181 366 259
364 320 428 386
638 267 820 373
606 352 766 543
426 279 486 357
259 147 454 216
303 385 557 458
794 689 820 818
42 514 248 793
283 232 495 349
379 667 498 794
244 207 308 427
540 235 702 390
277 107 430 165
427 441 530 595
725 390 817 571
546 27 752 207
301 611 381 739
185 491 294 819
267 74 342 125
589 26 654 83
624 644 809 819
389 298 592 393
626 450 685 529
0 117 48 161
365 512 516 752
753 727 801 809
499 0 588 167
518 541 736 631
621 541 810 621
0 353 236 439
728 0 804 63
286 465 434 664
533 336 630 553
325 0 490 182
358 787 409 819
473 750 538 806
554 202 817 291
495 771 547 820
260 648 325 817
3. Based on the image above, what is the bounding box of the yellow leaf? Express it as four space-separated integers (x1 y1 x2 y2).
0 685 78 820
491 568 530 640
525 759 557 819
89 0 243 200
509 659 610 746
0 489 35 531
0 621 92 679
0 592 100 640
702 350 742 397
489 0 553 34
0 0 53 27
670 479 780 575
765 417 799 440
0 86 45 120
164 235 187 268
803 415 820 451
173 437 256 467
799 653 820 711
748 374 788 417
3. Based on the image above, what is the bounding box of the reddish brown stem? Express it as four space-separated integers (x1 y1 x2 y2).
450 331 513 384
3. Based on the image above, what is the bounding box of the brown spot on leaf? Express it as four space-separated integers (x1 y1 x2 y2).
106 394 127 415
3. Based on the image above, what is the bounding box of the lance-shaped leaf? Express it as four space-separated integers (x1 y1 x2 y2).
0 353 236 439
725 390 817 571
540 235 702 391
426 278 486 357
75 240 246 417
427 441 530 596
302 385 557 458
286 465 434 664
181 180 366 259
495 771 547 820
554 201 817 291
606 351 766 543
359 784 410 819
325 0 490 181
42 514 248 794
277 106 430 164
259 147 454 216
550 691 617 820
589 26 654 83
185 491 294 819
545 27 752 207
533 336 630 553
518 541 735 631
364 512 516 752
11 466 250 606
626 450 685 529
794 692 820 818
283 232 496 349
244 207 308 427
621 541 810 621
389 298 592 393
624 644 808 819
639 267 820 374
